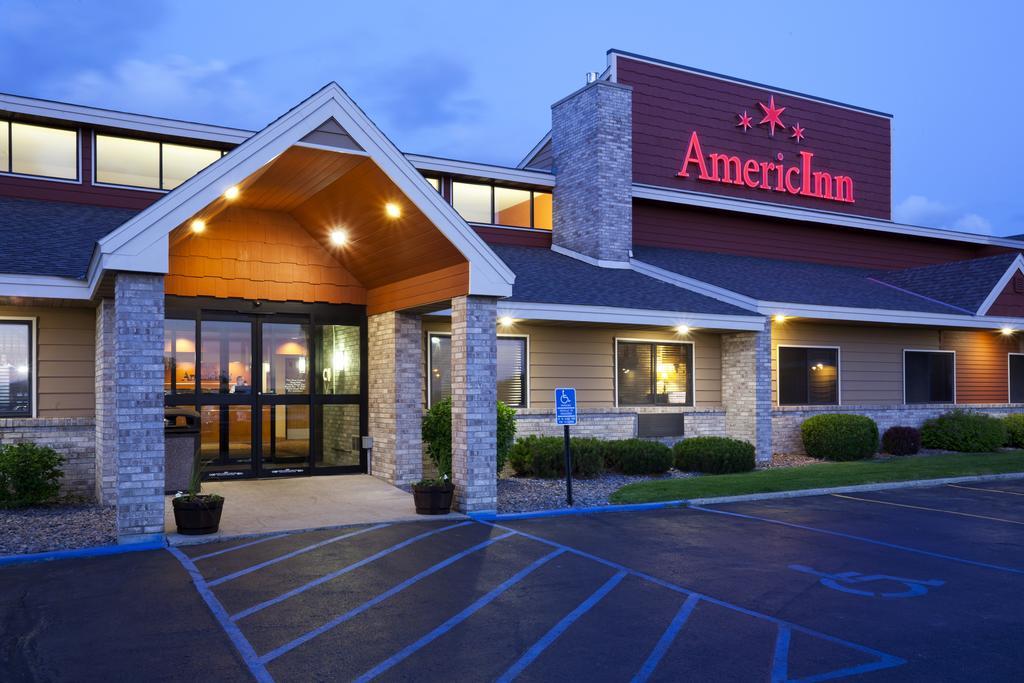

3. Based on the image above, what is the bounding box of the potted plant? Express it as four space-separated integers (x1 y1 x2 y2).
412 473 455 515
171 451 224 534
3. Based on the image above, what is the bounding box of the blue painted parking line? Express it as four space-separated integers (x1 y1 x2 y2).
207 523 390 587
691 504 1024 575
230 521 472 621
191 534 290 562
168 547 273 683
631 593 701 683
488 521 905 681
770 625 791 683
257 530 518 664
947 483 1024 496
498 570 628 683
353 548 565 683
831 493 1024 525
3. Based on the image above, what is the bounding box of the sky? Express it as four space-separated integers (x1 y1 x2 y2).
2 0 1021 236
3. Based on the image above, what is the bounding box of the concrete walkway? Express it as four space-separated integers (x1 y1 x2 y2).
165 475 461 545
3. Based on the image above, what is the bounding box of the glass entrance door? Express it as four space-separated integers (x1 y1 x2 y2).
164 299 366 480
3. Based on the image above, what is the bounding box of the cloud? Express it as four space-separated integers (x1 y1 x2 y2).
893 195 995 235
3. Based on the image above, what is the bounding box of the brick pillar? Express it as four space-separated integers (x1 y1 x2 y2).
367 311 423 486
450 295 497 514
721 320 772 463
550 79 633 263
95 273 166 543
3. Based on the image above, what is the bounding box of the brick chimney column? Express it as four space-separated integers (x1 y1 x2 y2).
550 80 633 263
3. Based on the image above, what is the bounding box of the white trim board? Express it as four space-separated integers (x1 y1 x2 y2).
497 301 765 331
406 154 554 187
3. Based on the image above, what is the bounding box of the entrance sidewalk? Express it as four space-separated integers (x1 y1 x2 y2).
165 475 459 545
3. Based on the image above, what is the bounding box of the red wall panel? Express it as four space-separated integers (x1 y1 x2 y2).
988 273 1024 317
616 55 892 220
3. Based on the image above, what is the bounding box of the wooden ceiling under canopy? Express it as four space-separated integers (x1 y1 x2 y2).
169 145 470 314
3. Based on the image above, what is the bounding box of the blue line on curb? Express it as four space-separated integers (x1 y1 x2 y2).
492 500 686 521
0 539 166 567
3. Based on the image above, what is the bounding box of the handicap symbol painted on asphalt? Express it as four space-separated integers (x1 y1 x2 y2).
789 564 945 598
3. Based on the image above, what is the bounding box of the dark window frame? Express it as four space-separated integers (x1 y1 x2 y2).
903 349 956 405
614 338 695 408
425 331 530 409
777 345 841 406
0 318 34 418
0 119 81 183
1009 353 1024 404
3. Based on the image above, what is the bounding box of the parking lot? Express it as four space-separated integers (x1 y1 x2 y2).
2 480 1023 681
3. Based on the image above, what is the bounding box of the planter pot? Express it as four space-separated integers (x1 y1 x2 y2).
172 495 224 535
412 483 455 515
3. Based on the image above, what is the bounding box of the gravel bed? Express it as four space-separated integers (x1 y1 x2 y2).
498 470 698 514
0 504 116 556
762 452 819 469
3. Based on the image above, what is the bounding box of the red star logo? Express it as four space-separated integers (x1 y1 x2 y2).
737 110 753 131
758 95 786 136
790 123 805 143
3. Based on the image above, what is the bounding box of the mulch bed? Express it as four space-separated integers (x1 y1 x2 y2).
0 503 116 556
497 470 697 514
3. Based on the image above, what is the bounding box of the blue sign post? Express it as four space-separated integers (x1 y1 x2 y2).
555 388 577 505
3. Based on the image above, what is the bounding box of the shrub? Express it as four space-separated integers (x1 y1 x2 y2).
881 426 921 456
604 439 673 475
800 414 879 461
673 437 756 474
422 398 517 477
0 443 64 508
507 435 604 478
1003 414 1024 448
920 409 1007 452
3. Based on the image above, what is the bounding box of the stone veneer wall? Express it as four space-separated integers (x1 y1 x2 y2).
721 321 773 462
773 404 1024 455
513 407 727 446
551 80 633 263
0 417 95 499
450 296 497 513
367 311 423 485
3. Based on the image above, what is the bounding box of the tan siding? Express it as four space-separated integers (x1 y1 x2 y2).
423 321 721 409
0 305 96 417
772 321 941 405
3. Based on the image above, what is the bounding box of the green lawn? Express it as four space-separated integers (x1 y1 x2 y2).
610 451 1024 504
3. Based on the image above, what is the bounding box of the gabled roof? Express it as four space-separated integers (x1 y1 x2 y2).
492 245 753 316
631 246 968 315
79 82 515 299
0 197 138 278
871 253 1022 314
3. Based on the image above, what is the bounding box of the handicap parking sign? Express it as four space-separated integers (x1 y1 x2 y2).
555 387 577 425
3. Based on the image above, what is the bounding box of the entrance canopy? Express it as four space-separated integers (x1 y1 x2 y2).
92 83 514 311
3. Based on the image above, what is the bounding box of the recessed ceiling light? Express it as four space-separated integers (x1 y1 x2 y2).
773 314 788 324
499 316 514 327
675 325 690 335
329 228 348 246
224 186 240 200
385 202 401 218
190 219 206 234
1001 326 1015 335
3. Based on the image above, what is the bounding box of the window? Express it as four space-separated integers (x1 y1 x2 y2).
778 346 839 405
164 318 197 395
1010 354 1024 403
616 340 693 406
0 320 33 417
427 333 528 408
423 175 441 192
95 133 222 190
451 180 552 230
904 350 955 404
3 122 78 180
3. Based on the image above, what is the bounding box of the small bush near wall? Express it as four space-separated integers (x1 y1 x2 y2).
1003 414 1024 448
801 414 879 461
921 409 1007 453
604 439 673 475
422 398 517 476
673 437 755 474
508 435 604 478
881 426 921 456
0 443 64 508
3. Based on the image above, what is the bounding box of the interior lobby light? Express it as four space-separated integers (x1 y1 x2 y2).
385 202 401 218
329 228 348 246
499 316 514 327
675 325 690 335
224 185 240 200
190 219 206 233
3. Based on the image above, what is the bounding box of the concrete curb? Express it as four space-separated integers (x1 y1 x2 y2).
492 471 1024 521
0 538 166 567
